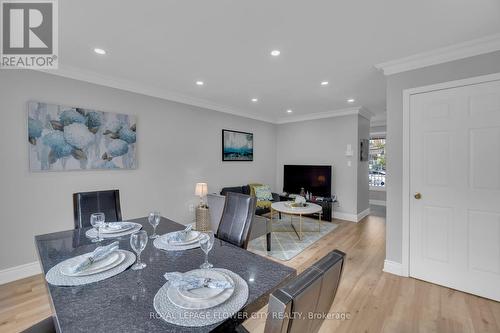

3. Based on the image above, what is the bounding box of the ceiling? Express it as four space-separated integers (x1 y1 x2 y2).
57 0 500 123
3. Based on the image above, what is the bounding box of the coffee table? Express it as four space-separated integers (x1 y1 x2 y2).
270 201 322 240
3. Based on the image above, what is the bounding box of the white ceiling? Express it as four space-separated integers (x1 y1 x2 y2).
57 0 500 123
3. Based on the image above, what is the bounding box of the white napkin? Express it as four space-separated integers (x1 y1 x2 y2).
70 241 119 273
165 271 233 290
166 224 193 243
103 222 133 231
294 195 306 204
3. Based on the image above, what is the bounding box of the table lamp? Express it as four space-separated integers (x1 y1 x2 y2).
194 183 210 231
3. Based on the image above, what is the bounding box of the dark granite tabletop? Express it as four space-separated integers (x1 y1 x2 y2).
35 217 296 333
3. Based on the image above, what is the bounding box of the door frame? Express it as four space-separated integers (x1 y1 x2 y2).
401 72 500 277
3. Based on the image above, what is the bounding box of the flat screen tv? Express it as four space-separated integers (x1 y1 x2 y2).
283 165 332 197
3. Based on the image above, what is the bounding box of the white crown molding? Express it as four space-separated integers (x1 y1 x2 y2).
0 261 41 285
375 33 500 76
35 65 275 123
276 106 373 124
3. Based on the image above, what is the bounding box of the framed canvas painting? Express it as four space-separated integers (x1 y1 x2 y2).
28 101 137 171
222 129 253 161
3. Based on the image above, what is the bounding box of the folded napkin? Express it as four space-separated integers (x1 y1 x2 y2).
294 195 306 204
103 222 132 231
70 241 119 273
165 272 233 291
166 224 193 243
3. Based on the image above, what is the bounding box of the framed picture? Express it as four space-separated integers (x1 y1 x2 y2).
222 129 253 161
28 101 137 171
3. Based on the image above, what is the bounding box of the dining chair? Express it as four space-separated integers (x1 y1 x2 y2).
216 192 256 249
73 189 122 229
236 249 345 333
21 316 56 333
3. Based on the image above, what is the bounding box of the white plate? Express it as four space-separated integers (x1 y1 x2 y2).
100 222 136 234
162 231 201 246
60 251 126 277
167 270 234 310
178 270 229 300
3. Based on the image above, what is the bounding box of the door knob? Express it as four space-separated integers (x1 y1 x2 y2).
414 192 422 199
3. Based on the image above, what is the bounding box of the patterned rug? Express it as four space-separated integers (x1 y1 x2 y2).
247 215 338 261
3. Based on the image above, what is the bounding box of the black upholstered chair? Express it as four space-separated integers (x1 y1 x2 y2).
237 249 345 333
216 192 257 249
21 316 56 333
73 190 122 229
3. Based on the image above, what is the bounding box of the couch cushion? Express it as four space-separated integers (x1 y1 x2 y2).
220 186 244 196
256 200 272 210
255 185 273 201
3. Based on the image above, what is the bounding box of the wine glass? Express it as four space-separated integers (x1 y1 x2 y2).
130 230 148 270
90 213 105 242
148 211 161 239
199 231 215 269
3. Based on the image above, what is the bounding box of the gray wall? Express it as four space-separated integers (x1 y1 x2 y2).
0 70 277 270
370 125 386 134
369 190 386 202
357 115 370 214
386 51 500 263
275 115 361 217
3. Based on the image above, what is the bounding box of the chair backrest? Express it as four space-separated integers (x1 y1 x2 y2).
73 190 122 229
207 193 225 232
216 192 256 249
264 250 345 333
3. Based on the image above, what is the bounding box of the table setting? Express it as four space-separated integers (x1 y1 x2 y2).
36 214 296 332
86 212 142 240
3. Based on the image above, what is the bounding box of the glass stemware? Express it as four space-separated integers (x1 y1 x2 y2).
199 231 215 269
90 212 105 242
130 230 148 270
148 211 161 239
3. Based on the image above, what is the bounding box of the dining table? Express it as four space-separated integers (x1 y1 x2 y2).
35 216 296 332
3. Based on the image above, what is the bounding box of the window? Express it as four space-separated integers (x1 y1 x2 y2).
369 137 386 188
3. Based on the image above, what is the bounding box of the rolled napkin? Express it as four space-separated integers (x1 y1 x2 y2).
70 241 119 273
294 195 306 204
166 224 193 243
165 271 233 291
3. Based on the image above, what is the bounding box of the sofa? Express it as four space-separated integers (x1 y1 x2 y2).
208 193 272 251
220 184 280 216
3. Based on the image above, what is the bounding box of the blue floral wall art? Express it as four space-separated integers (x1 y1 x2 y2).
28 102 137 171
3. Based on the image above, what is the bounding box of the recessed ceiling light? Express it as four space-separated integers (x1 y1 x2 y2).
321 81 329 86
196 81 204 86
270 50 281 56
286 109 293 113
347 98 355 103
93 48 106 55
251 98 258 102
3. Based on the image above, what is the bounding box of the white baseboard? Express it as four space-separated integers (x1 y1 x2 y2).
0 261 42 285
333 208 370 222
357 208 370 221
369 199 386 206
383 260 406 276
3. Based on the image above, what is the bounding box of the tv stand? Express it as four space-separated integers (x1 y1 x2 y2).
279 195 334 222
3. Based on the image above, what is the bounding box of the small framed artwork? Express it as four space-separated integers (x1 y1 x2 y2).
222 129 253 161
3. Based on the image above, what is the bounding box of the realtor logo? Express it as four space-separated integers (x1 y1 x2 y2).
1 0 58 69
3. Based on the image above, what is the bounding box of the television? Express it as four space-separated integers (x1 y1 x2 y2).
283 165 332 197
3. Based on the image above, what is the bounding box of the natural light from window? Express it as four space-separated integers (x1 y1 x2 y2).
369 137 386 188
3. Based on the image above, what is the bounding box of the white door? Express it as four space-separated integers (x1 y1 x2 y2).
409 78 500 301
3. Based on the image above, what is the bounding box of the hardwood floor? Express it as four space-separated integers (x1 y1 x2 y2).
1 215 499 333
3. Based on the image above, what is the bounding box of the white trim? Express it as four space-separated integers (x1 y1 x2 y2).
369 186 386 192
333 208 370 222
370 118 387 127
402 72 500 278
369 199 386 206
0 261 41 285
35 65 275 123
275 107 372 124
375 33 500 75
383 260 406 276
370 131 386 137
357 208 370 221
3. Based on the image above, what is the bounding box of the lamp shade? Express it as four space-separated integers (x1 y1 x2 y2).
195 183 208 197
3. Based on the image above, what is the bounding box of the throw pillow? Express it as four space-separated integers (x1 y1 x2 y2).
248 183 263 197
255 185 273 201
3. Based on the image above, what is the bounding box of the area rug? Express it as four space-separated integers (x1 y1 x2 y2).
247 216 338 261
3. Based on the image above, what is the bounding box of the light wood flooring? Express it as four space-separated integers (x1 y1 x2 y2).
1 215 500 333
